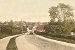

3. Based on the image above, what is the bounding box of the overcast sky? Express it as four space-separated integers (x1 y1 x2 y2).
0 0 75 22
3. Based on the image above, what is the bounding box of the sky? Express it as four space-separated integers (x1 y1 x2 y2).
0 0 75 22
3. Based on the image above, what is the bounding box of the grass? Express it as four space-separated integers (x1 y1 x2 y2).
6 36 20 50
0 33 11 39
40 34 75 44
0 33 21 39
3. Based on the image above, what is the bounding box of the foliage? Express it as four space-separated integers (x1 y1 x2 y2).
44 22 64 34
0 20 23 38
48 3 75 34
49 7 58 22
49 3 74 22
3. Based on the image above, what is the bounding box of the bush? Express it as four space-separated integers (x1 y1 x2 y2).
12 27 22 35
44 24 64 34
0 25 22 35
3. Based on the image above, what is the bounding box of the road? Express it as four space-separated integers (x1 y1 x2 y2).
16 35 64 50
16 35 75 50
0 34 75 50
0 35 21 50
16 35 40 50
16 35 53 50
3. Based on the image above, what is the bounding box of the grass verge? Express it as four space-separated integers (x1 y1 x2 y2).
40 34 75 44
6 35 20 50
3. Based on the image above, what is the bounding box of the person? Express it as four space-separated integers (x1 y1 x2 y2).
26 26 30 35
32 26 37 35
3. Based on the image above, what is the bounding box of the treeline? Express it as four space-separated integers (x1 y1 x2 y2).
44 3 75 35
42 3 75 43
44 21 75 35
0 20 25 39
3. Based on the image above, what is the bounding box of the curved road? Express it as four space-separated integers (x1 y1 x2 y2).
16 35 75 50
16 35 40 50
0 34 75 50
0 35 21 50
16 35 61 50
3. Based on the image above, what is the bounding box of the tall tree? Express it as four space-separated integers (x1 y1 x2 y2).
57 3 74 22
49 6 58 22
49 3 74 33
49 3 74 22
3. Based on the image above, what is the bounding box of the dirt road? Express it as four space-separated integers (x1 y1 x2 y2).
1 34 75 50
16 35 58 50
16 35 75 50
16 35 40 50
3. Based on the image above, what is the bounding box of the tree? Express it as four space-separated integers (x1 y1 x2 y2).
57 3 74 22
48 3 74 34
49 6 58 22
8 20 14 27
49 3 74 22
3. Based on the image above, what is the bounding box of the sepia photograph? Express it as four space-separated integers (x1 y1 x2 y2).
0 0 75 50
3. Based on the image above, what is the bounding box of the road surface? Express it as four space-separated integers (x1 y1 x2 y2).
16 35 75 50
16 35 55 50
0 35 21 50
16 35 40 50
1 34 75 50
